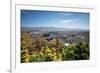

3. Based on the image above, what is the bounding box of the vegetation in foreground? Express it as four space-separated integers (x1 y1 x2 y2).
21 32 89 63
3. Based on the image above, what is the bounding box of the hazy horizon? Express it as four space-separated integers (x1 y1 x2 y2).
21 26 89 30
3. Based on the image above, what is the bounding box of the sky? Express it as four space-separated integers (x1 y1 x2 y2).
21 10 90 30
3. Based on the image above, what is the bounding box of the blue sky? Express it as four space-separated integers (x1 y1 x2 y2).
21 10 90 30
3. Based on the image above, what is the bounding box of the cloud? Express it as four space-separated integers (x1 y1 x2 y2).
62 13 73 16
61 19 79 23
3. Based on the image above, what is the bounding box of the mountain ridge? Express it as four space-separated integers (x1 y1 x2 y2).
21 27 89 32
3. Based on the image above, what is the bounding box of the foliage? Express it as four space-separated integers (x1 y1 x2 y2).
21 50 29 63
29 46 62 62
21 32 89 63
61 42 89 60
21 32 33 50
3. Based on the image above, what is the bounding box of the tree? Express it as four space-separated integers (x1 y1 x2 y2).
74 42 89 60
21 32 33 50
55 37 61 49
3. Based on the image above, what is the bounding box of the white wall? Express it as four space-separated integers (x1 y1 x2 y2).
0 0 99 73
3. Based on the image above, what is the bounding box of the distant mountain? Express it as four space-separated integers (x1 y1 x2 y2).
21 27 89 32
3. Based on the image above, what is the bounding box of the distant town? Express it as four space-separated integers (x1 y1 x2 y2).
22 27 89 45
